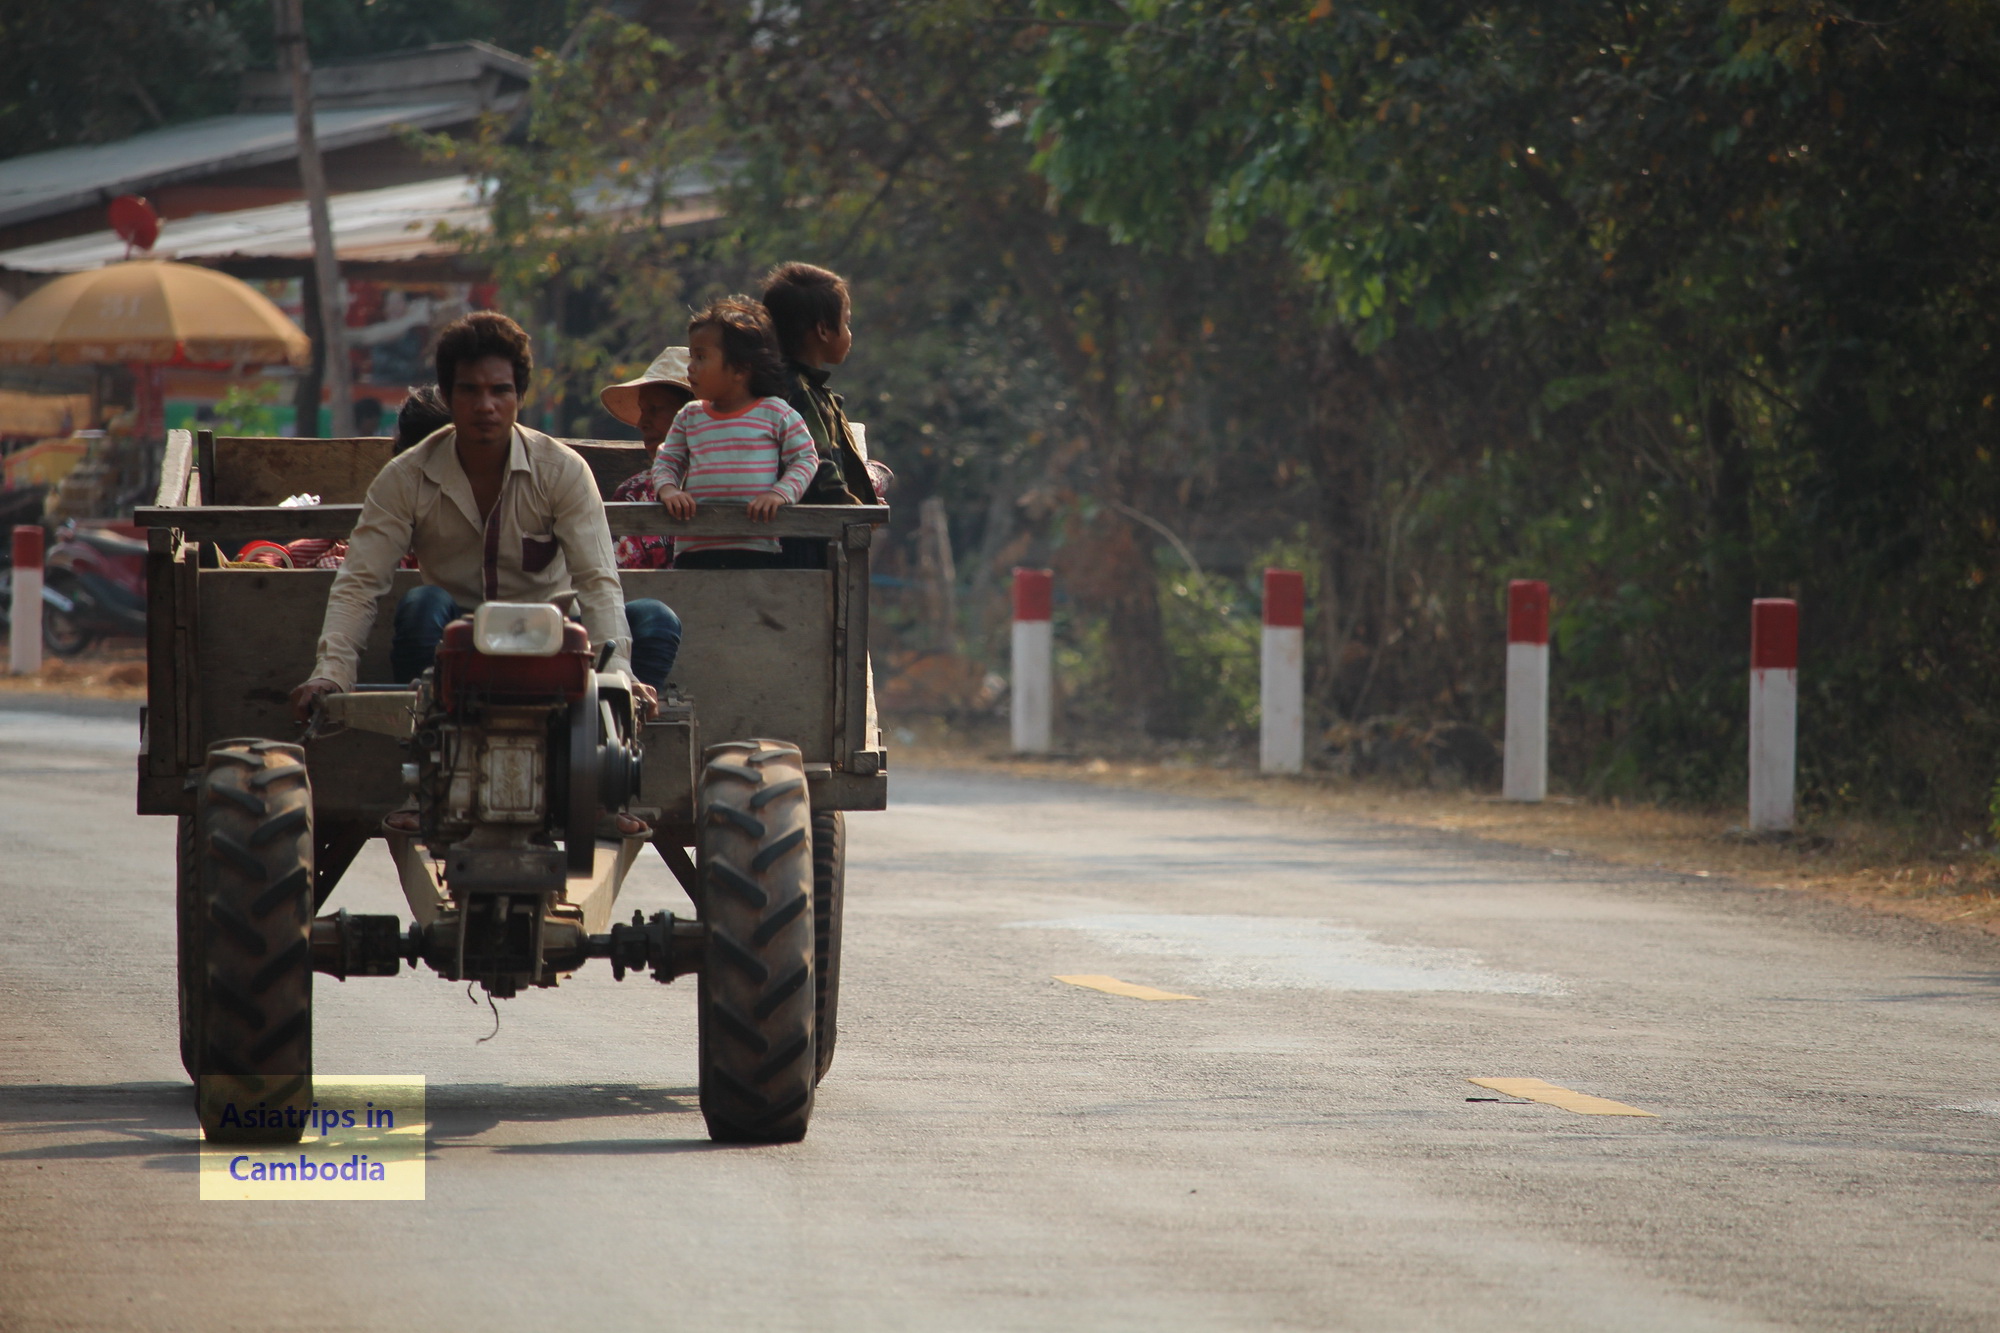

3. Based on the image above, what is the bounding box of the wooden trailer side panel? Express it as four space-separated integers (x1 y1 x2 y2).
198 568 421 818
618 570 835 756
137 430 201 815
208 436 395 506
200 435 648 508
568 440 651 496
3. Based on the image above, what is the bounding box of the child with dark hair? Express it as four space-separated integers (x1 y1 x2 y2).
759 261 883 508
393 384 451 454
651 297 819 569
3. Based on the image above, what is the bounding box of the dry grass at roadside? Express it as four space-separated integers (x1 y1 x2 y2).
7 658 1989 941
0 641 146 699
895 721 2000 943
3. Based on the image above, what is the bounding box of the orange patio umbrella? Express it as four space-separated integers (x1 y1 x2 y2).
0 259 310 368
0 258 311 446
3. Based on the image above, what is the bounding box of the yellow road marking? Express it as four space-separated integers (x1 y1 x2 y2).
1468 1077 1658 1117
1056 975 1201 1001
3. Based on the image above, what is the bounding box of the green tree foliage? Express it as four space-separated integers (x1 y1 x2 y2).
0 0 574 160
48 0 1990 809
451 1 1326 736
225 0 575 67
431 11 716 427
1031 0 2000 813
209 378 287 436
0 1 249 157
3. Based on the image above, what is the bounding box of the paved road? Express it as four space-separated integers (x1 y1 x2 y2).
2 699 1998 1330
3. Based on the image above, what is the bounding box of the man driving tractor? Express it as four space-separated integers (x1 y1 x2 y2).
288 311 681 750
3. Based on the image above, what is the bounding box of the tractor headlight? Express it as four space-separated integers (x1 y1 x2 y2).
472 602 565 657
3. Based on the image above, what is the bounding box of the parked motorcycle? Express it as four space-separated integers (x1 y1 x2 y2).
0 521 148 657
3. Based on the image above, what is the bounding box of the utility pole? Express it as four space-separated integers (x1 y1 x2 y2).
916 496 958 653
272 0 355 437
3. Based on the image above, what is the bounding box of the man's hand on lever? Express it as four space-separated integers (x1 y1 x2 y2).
290 677 343 724
633 680 658 722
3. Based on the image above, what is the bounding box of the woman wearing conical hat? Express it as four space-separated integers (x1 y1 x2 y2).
599 346 694 569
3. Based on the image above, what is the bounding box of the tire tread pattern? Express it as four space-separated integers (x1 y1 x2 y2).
697 739 816 1143
175 814 201 1078
192 742 314 1144
810 810 844 1084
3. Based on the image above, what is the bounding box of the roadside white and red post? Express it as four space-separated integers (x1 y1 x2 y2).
10 525 42 676
1503 579 1550 802
1010 567 1054 754
1261 569 1306 774
1748 598 1799 832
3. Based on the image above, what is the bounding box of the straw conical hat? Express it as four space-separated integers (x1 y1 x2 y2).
600 345 692 426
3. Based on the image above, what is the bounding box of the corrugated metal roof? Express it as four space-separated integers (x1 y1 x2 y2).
0 103 472 230
0 177 488 272
0 176 727 273
237 42 532 113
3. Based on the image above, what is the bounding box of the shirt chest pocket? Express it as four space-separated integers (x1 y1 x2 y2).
520 534 560 573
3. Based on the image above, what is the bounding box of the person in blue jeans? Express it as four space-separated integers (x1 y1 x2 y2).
391 584 681 688
291 312 683 725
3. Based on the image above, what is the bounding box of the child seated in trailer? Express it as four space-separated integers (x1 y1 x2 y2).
650 298 819 569
760 261 886 506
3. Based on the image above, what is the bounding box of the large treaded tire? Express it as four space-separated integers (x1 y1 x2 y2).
175 814 200 1079
192 740 315 1144
811 811 844 1084
696 739 816 1143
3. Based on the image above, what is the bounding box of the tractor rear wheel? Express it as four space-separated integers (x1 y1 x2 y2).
811 811 844 1084
175 814 201 1079
190 740 315 1144
696 739 816 1143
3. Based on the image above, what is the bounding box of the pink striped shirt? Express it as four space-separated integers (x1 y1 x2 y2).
650 397 819 556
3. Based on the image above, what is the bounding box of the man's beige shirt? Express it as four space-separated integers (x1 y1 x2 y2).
310 424 632 690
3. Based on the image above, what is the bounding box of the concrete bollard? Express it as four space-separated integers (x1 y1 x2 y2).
1010 567 1053 754
1502 579 1549 801
1748 598 1798 832
1260 569 1305 774
10 525 43 676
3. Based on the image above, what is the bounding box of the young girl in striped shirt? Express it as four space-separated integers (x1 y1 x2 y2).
652 297 820 568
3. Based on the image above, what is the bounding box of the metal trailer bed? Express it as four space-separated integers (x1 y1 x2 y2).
133 427 888 905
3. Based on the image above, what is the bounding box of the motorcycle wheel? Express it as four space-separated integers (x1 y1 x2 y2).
42 605 93 658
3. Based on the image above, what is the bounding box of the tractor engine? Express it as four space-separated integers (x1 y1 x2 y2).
402 603 643 995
